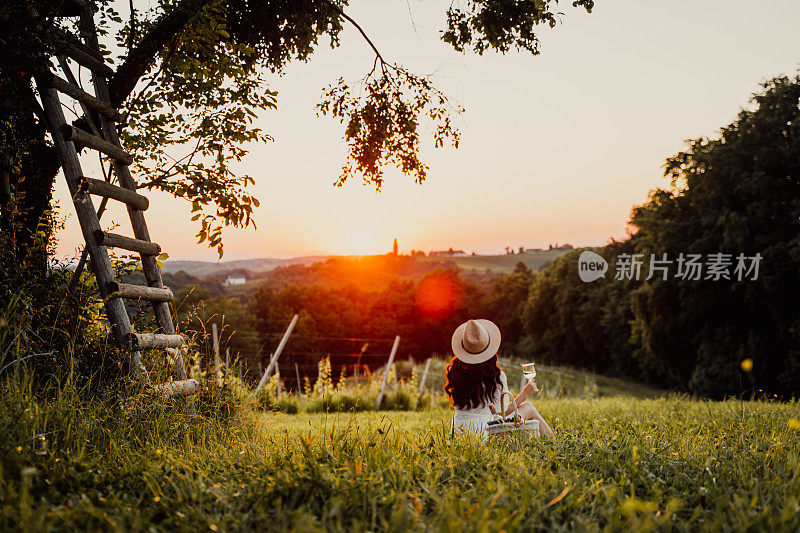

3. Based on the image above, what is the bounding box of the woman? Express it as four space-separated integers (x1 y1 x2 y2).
444 319 553 438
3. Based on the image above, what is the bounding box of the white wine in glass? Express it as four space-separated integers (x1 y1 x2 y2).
521 362 537 382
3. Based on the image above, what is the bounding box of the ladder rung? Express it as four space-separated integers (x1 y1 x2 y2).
49 28 102 61
81 178 149 211
60 125 133 164
42 72 124 122
127 332 186 351
95 230 161 256
56 41 113 77
106 282 174 302
153 379 200 397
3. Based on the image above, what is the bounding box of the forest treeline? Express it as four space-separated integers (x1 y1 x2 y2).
179 75 800 398
523 74 800 398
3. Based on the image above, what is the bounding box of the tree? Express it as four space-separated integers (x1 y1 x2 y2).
520 74 800 398
628 74 800 397
0 0 595 261
485 261 533 351
522 241 640 375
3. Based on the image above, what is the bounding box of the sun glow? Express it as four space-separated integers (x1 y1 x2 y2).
348 231 380 256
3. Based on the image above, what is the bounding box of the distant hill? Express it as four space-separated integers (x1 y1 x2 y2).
162 249 572 279
420 249 569 274
161 256 326 276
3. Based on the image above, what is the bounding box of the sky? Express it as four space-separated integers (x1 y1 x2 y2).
53 0 800 261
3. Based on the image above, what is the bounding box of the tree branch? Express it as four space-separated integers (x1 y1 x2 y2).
128 0 136 53
108 0 213 108
322 0 387 72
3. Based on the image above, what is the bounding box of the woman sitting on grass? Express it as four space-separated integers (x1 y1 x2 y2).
444 319 553 438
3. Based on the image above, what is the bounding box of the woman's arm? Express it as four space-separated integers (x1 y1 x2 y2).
505 381 538 415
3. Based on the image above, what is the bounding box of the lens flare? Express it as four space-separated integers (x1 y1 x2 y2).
415 272 462 320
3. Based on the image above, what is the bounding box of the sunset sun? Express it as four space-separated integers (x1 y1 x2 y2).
348 231 379 256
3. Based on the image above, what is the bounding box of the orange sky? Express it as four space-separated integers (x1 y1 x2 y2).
53 0 800 261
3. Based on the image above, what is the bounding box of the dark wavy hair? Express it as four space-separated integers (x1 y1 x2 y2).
443 355 502 410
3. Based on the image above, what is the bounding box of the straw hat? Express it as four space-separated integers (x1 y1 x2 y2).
451 319 501 364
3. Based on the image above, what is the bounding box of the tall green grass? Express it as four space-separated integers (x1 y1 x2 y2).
418 356 605 399
3 363 800 532
254 357 430 414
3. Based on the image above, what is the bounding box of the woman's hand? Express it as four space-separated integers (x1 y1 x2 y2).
514 380 539 405
523 380 539 395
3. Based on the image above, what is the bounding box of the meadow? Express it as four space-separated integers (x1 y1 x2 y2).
3 370 800 532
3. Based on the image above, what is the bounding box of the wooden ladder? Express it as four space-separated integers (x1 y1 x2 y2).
34 1 198 396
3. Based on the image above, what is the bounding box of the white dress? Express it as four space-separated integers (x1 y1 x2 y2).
452 371 510 439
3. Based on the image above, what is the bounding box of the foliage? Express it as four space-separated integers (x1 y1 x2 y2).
173 285 262 373
0 2 62 258
626 74 800 397
522 241 639 377
521 74 800 398
0 218 130 389
120 0 276 257
190 373 254 420
442 0 595 55
485 262 535 354
251 266 490 364
257 391 300 414
1 0 596 259
318 66 462 189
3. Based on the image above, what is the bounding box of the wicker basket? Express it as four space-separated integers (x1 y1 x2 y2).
486 392 540 439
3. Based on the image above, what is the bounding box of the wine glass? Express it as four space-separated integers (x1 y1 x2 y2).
521 362 537 382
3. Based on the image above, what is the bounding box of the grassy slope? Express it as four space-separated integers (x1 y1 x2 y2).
161 257 327 276
419 249 569 273
3 379 800 531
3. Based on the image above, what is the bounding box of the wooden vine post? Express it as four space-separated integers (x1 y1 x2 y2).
276 363 281 398
419 358 432 394
375 336 401 409
254 314 299 395
211 323 221 376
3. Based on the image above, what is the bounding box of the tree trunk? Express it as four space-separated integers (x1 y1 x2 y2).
0 2 62 268
0 73 60 268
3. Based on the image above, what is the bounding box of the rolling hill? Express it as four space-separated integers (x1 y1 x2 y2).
162 249 573 278
418 249 569 273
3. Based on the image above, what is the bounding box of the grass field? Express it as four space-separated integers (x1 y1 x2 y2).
3 374 800 532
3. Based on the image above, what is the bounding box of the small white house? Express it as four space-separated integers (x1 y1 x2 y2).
225 276 246 286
